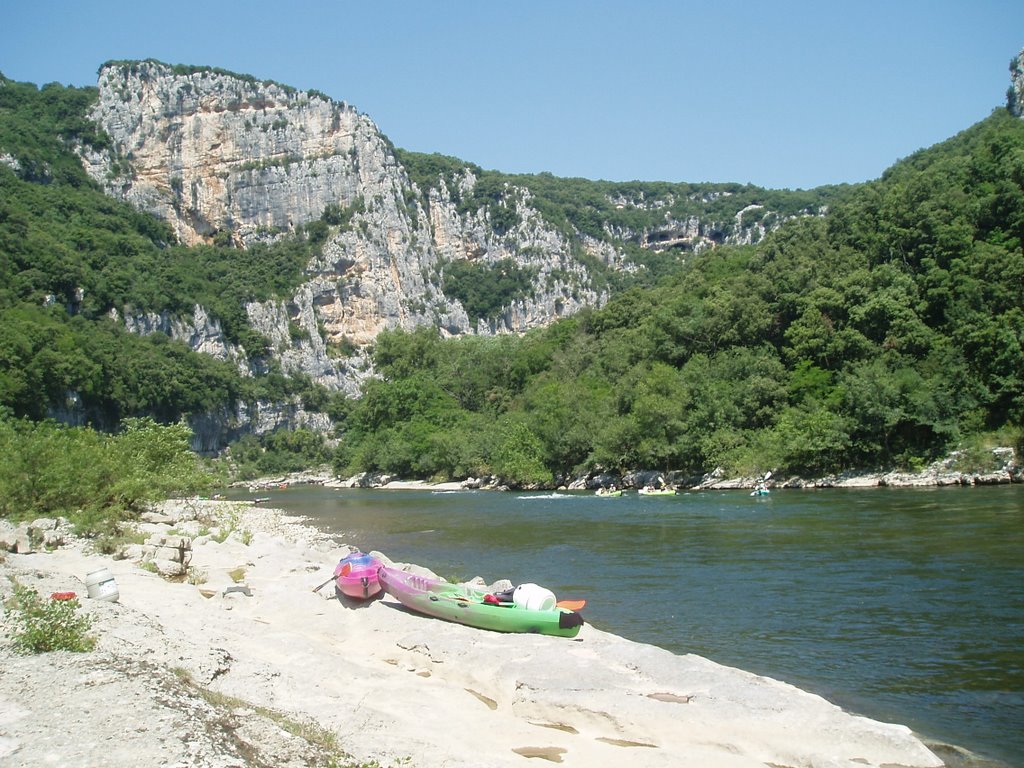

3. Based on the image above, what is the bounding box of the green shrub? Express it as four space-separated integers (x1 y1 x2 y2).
226 428 329 480
0 415 214 536
441 258 536 322
4 582 96 654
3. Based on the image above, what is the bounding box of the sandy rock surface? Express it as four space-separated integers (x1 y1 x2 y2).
0 500 951 768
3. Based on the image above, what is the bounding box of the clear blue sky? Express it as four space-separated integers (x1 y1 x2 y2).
5 1 1023 189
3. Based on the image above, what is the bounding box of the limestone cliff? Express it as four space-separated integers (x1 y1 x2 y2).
77 60 815 447
81 62 803 384
1010 49 1024 117
81 62 601 383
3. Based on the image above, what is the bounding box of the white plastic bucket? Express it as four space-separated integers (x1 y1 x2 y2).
85 567 119 603
512 583 555 611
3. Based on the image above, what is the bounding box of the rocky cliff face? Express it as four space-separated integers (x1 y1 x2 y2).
1010 49 1024 118
76 60 809 448
81 61 613 393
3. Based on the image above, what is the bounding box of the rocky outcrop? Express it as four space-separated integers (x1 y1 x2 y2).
186 399 333 455
1010 49 1024 117
113 304 246 371
0 517 71 554
559 447 1022 492
139 532 192 578
82 62 375 248
78 62 613 409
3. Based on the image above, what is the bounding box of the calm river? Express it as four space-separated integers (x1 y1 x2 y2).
246 484 1023 766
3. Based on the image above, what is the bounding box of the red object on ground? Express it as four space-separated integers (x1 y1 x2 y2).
50 591 77 601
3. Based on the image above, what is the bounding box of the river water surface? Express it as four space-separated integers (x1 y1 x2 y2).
244 484 1023 766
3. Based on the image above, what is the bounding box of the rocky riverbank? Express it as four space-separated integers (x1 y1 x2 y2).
236 446 1022 494
0 500 1001 768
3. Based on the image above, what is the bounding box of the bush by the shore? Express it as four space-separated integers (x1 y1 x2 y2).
0 415 215 539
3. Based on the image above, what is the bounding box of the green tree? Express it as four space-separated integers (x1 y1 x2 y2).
491 418 550 486
518 372 612 474
0 415 211 534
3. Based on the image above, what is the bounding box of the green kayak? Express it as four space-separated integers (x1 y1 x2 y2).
378 566 584 638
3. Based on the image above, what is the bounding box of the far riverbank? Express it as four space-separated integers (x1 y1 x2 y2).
235 446 1021 493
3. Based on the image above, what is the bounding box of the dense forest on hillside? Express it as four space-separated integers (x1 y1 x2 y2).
342 111 1024 482
1 71 1022 494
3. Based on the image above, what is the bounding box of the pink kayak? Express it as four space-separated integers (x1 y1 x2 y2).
333 552 383 600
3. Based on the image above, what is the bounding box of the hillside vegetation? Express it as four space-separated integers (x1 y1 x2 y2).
1 71 1022 497
339 111 1024 482
0 75 333 429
